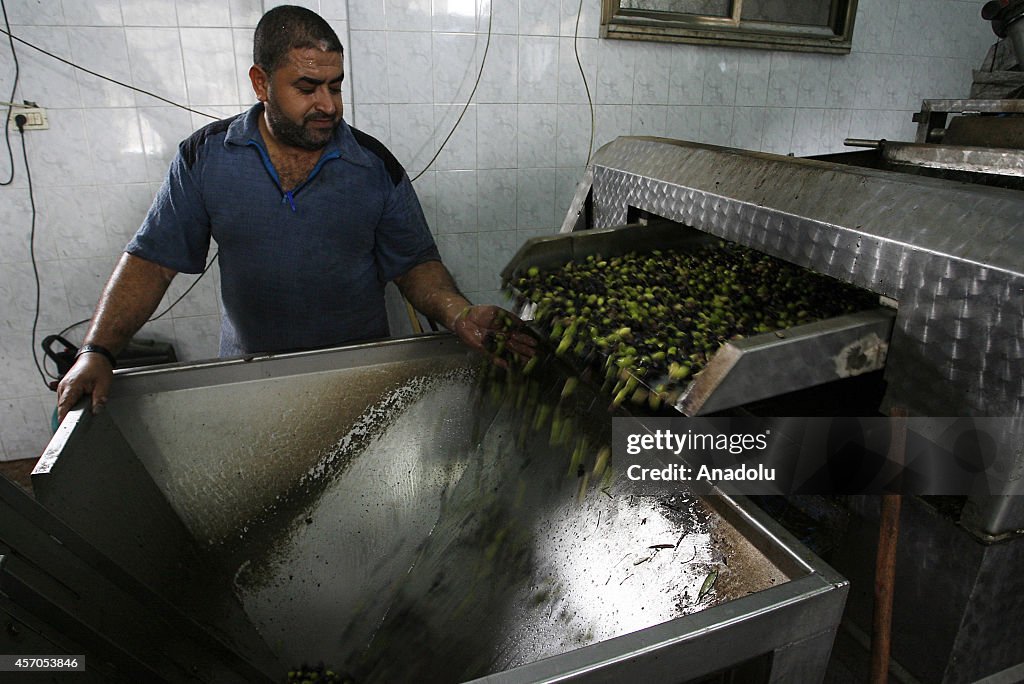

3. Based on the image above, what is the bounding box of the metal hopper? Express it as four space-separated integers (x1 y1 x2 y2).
19 335 846 682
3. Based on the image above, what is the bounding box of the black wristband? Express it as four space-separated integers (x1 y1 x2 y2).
75 343 117 368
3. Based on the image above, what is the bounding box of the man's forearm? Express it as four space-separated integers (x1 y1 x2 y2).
394 258 536 365
394 259 471 330
84 253 177 354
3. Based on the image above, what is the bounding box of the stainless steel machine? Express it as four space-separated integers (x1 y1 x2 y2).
552 131 1024 534
841 98 1024 189
6 336 847 683
533 129 1024 682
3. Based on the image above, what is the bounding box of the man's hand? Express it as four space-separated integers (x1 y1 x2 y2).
56 353 115 424
395 261 537 367
53 253 176 424
451 305 537 368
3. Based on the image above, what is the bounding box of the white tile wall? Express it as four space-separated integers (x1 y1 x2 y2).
557 36 596 104
555 103 591 167
349 29 389 103
519 35 559 102
633 43 671 105
477 33 518 103
735 50 770 106
517 103 556 167
15 26 81 109
126 27 189 106
180 27 241 105
387 0 431 31
477 168 517 228
435 169 478 233
67 27 135 108
231 0 266 26
477 102 517 168
0 0 998 461
61 256 119 322
40 185 112 259
178 0 232 26
434 31 483 103
386 31 433 103
433 103 477 170
121 0 179 26
630 103 667 136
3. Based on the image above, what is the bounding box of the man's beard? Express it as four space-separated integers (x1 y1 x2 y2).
264 97 338 151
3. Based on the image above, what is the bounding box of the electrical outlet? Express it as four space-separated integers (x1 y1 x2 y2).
8 105 48 131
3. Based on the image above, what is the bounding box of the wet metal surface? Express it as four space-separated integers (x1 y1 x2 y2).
35 338 844 682
107 355 469 545
221 361 790 682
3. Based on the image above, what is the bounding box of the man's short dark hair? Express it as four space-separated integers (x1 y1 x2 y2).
253 5 343 74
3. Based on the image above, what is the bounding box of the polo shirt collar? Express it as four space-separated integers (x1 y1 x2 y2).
225 103 374 169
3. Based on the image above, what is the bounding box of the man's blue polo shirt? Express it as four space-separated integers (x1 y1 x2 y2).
127 104 441 356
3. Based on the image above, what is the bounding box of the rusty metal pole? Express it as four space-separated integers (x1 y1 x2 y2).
870 407 907 684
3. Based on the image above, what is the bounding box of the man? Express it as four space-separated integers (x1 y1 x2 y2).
57 5 532 422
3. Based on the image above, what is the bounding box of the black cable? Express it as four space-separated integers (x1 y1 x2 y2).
1 0 58 383
41 344 67 380
575 0 596 166
55 317 89 340
39 250 221 380
411 0 493 183
148 252 220 322
17 118 46 386
47 251 220 339
41 316 89 379
0 0 20 186
0 25 218 120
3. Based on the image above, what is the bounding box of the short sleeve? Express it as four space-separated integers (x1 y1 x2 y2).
125 147 212 274
373 173 441 282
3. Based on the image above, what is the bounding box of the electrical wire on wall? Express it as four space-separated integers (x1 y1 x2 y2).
0 25 219 120
0 0 19 186
16 115 44 383
409 0 596 176
0 0 221 386
575 0 596 166
40 255 220 382
411 0 494 183
0 0 49 386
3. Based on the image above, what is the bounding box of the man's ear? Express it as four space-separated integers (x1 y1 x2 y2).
249 64 269 102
